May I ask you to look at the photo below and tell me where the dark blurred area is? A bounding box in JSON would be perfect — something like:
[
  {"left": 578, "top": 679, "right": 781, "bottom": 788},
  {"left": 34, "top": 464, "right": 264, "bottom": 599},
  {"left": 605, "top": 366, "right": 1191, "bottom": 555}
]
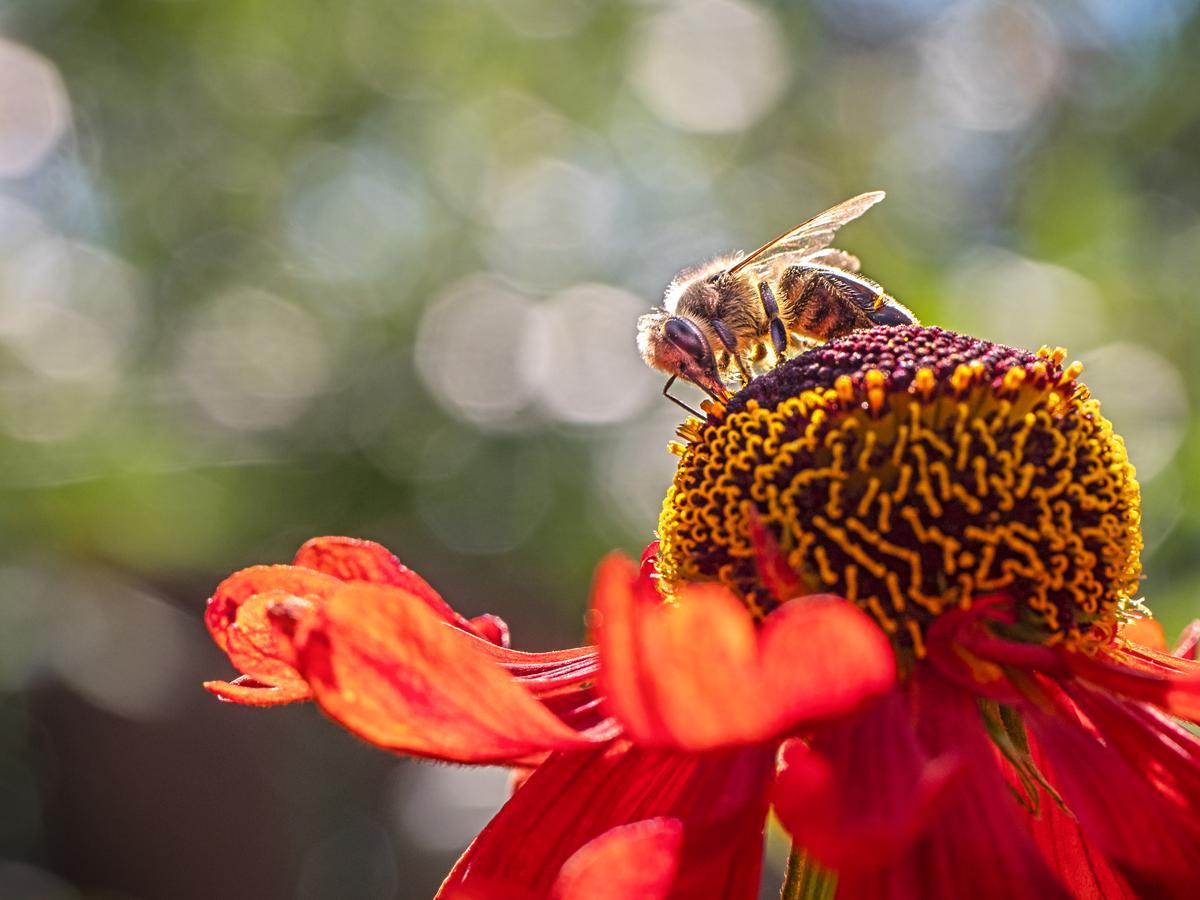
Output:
[{"left": 1, "top": 0, "right": 1198, "bottom": 897}]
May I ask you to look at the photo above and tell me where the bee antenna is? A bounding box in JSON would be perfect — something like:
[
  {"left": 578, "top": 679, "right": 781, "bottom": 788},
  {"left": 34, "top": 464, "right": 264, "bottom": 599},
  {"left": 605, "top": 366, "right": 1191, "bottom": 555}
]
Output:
[{"left": 662, "top": 375, "right": 705, "bottom": 418}]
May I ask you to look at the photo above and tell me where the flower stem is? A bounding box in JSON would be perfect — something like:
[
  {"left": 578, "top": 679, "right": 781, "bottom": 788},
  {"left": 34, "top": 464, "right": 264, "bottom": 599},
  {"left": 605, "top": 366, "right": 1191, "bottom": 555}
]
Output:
[{"left": 781, "top": 846, "right": 838, "bottom": 900}]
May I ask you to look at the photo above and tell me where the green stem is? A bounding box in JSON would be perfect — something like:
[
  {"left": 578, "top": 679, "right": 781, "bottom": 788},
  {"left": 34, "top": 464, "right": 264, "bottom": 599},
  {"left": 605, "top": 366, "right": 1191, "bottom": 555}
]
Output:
[{"left": 781, "top": 846, "right": 838, "bottom": 900}]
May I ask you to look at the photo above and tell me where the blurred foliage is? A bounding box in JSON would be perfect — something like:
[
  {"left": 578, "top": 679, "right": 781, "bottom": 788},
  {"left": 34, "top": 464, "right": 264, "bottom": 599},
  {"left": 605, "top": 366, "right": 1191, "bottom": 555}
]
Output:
[{"left": 0, "top": 0, "right": 1198, "bottom": 898}]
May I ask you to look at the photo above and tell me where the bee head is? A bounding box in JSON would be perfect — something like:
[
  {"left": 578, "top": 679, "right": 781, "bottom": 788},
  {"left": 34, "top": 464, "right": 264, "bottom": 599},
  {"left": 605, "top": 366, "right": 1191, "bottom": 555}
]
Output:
[{"left": 637, "top": 310, "right": 725, "bottom": 397}]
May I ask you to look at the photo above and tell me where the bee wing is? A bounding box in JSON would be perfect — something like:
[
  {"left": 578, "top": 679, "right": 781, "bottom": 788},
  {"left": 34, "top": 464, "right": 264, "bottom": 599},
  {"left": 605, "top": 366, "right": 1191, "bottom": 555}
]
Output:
[
  {"left": 804, "top": 247, "right": 861, "bottom": 273},
  {"left": 727, "top": 191, "right": 885, "bottom": 276}
]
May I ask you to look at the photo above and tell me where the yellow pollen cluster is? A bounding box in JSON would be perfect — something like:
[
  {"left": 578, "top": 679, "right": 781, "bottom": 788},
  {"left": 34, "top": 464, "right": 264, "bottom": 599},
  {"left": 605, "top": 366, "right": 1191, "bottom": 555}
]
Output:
[{"left": 656, "top": 327, "right": 1143, "bottom": 655}]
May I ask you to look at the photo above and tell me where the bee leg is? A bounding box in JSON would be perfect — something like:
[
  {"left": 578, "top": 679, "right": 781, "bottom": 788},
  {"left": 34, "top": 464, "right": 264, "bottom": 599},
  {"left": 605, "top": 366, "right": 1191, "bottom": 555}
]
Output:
[
  {"left": 662, "top": 375, "right": 706, "bottom": 419},
  {"left": 733, "top": 353, "right": 753, "bottom": 385},
  {"left": 757, "top": 282, "right": 789, "bottom": 364},
  {"left": 711, "top": 319, "right": 753, "bottom": 386}
]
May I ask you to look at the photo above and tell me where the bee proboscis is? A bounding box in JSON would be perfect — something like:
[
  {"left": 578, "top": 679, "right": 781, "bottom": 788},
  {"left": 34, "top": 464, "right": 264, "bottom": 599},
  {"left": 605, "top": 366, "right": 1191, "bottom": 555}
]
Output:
[{"left": 637, "top": 191, "right": 917, "bottom": 415}]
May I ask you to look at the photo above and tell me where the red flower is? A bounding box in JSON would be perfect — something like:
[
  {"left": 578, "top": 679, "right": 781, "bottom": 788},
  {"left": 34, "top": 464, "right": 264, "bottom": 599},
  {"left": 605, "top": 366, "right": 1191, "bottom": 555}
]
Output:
[
  {"left": 204, "top": 535, "right": 895, "bottom": 897},
  {"left": 205, "top": 327, "right": 1200, "bottom": 898}
]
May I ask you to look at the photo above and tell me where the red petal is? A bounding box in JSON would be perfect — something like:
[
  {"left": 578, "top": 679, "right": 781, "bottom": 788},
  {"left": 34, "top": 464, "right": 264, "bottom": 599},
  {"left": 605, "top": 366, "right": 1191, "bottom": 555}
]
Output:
[
  {"left": 469, "top": 613, "right": 511, "bottom": 648},
  {"left": 772, "top": 690, "right": 960, "bottom": 870},
  {"left": 286, "top": 583, "right": 603, "bottom": 763},
  {"left": 1061, "top": 643, "right": 1200, "bottom": 721},
  {"left": 1024, "top": 679, "right": 1200, "bottom": 896},
  {"left": 205, "top": 541, "right": 519, "bottom": 705},
  {"left": 551, "top": 818, "right": 682, "bottom": 900},
  {"left": 1022, "top": 731, "right": 1136, "bottom": 900},
  {"left": 831, "top": 671, "right": 1069, "bottom": 900},
  {"left": 925, "top": 595, "right": 1062, "bottom": 701},
  {"left": 1173, "top": 619, "right": 1200, "bottom": 660},
  {"left": 593, "top": 555, "right": 894, "bottom": 750},
  {"left": 440, "top": 741, "right": 773, "bottom": 900},
  {"left": 205, "top": 565, "right": 346, "bottom": 693},
  {"left": 292, "top": 536, "right": 506, "bottom": 643},
  {"left": 1119, "top": 617, "right": 1167, "bottom": 651},
  {"left": 639, "top": 541, "right": 660, "bottom": 577},
  {"left": 438, "top": 817, "right": 683, "bottom": 900},
  {"left": 745, "top": 506, "right": 805, "bottom": 602},
  {"left": 202, "top": 674, "right": 311, "bottom": 706},
  {"left": 206, "top": 565, "right": 343, "bottom": 654},
  {"left": 483, "top": 643, "right": 616, "bottom": 738},
  {"left": 1025, "top": 800, "right": 1135, "bottom": 900}
]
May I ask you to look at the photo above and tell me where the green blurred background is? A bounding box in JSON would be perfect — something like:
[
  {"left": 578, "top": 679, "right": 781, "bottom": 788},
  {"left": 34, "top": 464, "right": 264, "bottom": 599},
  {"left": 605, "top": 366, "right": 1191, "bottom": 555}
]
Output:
[{"left": 0, "top": 0, "right": 1198, "bottom": 897}]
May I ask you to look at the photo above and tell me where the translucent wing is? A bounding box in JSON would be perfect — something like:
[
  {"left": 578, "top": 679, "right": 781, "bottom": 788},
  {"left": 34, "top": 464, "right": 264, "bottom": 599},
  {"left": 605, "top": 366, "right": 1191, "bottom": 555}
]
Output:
[
  {"left": 727, "top": 191, "right": 885, "bottom": 276},
  {"left": 805, "top": 248, "right": 861, "bottom": 273}
]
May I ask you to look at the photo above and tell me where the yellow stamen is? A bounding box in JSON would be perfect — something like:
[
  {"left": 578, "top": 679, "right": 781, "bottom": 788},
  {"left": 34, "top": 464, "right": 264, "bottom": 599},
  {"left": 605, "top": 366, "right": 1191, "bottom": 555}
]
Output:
[{"left": 656, "top": 327, "right": 1142, "bottom": 655}]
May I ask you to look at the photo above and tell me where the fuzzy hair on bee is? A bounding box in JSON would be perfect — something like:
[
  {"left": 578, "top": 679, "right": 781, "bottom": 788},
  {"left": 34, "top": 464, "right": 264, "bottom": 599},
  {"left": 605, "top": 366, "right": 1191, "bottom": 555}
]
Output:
[{"left": 637, "top": 192, "right": 917, "bottom": 414}]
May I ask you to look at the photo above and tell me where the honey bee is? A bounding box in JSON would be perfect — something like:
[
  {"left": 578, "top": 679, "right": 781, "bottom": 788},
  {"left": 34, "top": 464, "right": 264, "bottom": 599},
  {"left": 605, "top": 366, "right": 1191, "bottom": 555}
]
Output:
[{"left": 637, "top": 191, "right": 917, "bottom": 415}]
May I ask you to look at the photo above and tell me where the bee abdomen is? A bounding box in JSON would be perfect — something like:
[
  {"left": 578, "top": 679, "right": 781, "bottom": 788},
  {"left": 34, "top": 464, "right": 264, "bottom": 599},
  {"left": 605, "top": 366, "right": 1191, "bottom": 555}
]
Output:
[{"left": 780, "top": 267, "right": 873, "bottom": 340}]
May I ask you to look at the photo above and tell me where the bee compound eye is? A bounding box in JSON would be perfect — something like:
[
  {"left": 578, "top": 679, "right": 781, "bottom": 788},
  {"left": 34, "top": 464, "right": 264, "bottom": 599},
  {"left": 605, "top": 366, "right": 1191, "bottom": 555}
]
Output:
[{"left": 663, "top": 316, "right": 712, "bottom": 362}]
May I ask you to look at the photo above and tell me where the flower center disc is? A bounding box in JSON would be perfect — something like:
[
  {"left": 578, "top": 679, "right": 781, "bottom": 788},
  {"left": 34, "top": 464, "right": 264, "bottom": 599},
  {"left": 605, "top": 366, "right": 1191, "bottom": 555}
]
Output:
[{"left": 657, "top": 326, "right": 1143, "bottom": 653}]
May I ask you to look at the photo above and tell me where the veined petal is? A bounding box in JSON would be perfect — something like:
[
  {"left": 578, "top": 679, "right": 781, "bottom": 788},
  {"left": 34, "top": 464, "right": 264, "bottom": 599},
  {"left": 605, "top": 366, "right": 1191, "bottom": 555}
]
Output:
[
  {"left": 1061, "top": 643, "right": 1200, "bottom": 722},
  {"left": 475, "top": 641, "right": 616, "bottom": 739},
  {"left": 1023, "top": 732, "right": 1136, "bottom": 900},
  {"left": 440, "top": 741, "right": 774, "bottom": 900},
  {"left": 1024, "top": 679, "right": 1200, "bottom": 897},
  {"left": 594, "top": 555, "right": 895, "bottom": 751},
  {"left": 772, "top": 690, "right": 960, "bottom": 870},
  {"left": 283, "top": 582, "right": 603, "bottom": 763},
  {"left": 833, "top": 671, "right": 1069, "bottom": 900}
]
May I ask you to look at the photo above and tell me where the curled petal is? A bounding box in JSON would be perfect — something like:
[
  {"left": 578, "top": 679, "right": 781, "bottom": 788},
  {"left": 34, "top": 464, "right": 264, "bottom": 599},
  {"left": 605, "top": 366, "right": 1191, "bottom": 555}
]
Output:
[
  {"left": 594, "top": 555, "right": 895, "bottom": 751},
  {"left": 291, "top": 536, "right": 507, "bottom": 644},
  {"left": 205, "top": 540, "right": 520, "bottom": 707},
  {"left": 206, "top": 566, "right": 344, "bottom": 657},
  {"left": 283, "top": 583, "right": 603, "bottom": 763},
  {"left": 441, "top": 741, "right": 774, "bottom": 900},
  {"left": 469, "top": 613, "right": 511, "bottom": 648},
  {"left": 202, "top": 674, "right": 312, "bottom": 706},
  {"left": 925, "top": 595, "right": 1062, "bottom": 701},
  {"left": 205, "top": 565, "right": 346, "bottom": 696}
]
